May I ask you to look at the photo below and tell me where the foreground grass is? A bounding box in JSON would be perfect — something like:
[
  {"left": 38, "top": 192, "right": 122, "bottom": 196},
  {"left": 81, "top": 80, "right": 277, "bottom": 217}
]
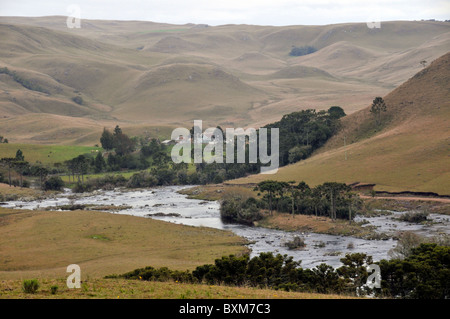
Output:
[
  {"left": 0, "top": 206, "right": 355, "bottom": 299},
  {"left": 0, "top": 277, "right": 357, "bottom": 299},
  {"left": 0, "top": 207, "right": 247, "bottom": 280}
]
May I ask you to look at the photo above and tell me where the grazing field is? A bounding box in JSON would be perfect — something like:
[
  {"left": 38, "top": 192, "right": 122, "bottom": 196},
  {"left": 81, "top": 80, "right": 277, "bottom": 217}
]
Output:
[
  {"left": 0, "top": 206, "right": 358, "bottom": 299},
  {"left": 0, "top": 207, "right": 247, "bottom": 280},
  {"left": 0, "top": 143, "right": 100, "bottom": 165}
]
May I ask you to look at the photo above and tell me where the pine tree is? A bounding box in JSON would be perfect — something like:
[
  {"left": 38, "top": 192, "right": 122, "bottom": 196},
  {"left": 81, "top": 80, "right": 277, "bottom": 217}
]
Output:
[{"left": 370, "top": 97, "right": 387, "bottom": 126}]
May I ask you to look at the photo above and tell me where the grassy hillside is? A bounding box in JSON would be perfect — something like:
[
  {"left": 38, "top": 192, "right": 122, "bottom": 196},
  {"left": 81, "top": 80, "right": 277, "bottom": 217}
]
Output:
[
  {"left": 0, "top": 17, "right": 449, "bottom": 144},
  {"left": 0, "top": 207, "right": 247, "bottom": 280},
  {"left": 233, "top": 52, "right": 450, "bottom": 195}
]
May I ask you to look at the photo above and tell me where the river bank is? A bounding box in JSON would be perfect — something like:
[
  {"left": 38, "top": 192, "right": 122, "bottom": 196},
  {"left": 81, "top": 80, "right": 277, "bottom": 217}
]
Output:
[
  {"left": 179, "top": 184, "right": 450, "bottom": 238},
  {"left": 2, "top": 184, "right": 449, "bottom": 269}
]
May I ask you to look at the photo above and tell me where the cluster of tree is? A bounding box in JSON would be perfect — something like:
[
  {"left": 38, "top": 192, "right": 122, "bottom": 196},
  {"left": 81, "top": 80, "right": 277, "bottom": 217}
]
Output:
[
  {"left": 0, "top": 67, "right": 49, "bottom": 94},
  {"left": 0, "top": 136, "right": 8, "bottom": 143},
  {"left": 255, "top": 180, "right": 361, "bottom": 220},
  {"left": 265, "top": 107, "right": 345, "bottom": 167},
  {"left": 55, "top": 105, "right": 346, "bottom": 192},
  {"left": 289, "top": 45, "right": 317, "bottom": 56},
  {"left": 71, "top": 124, "right": 262, "bottom": 191},
  {"left": 219, "top": 180, "right": 361, "bottom": 226},
  {"left": 72, "top": 174, "right": 127, "bottom": 193},
  {"left": 100, "top": 126, "right": 135, "bottom": 156},
  {"left": 378, "top": 243, "right": 449, "bottom": 298},
  {"left": 0, "top": 149, "right": 64, "bottom": 190},
  {"left": 66, "top": 105, "right": 345, "bottom": 191},
  {"left": 113, "top": 243, "right": 450, "bottom": 298},
  {"left": 185, "top": 107, "right": 345, "bottom": 180}
]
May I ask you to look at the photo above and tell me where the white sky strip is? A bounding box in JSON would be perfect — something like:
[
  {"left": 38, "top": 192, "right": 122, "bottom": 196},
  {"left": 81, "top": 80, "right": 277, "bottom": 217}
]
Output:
[{"left": 0, "top": 0, "right": 449, "bottom": 25}]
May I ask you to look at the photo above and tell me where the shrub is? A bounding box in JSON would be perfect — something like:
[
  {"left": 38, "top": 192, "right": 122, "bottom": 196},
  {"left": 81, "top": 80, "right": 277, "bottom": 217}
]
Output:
[
  {"left": 398, "top": 210, "right": 429, "bottom": 223},
  {"left": 285, "top": 236, "right": 306, "bottom": 250},
  {"left": 50, "top": 285, "right": 58, "bottom": 295},
  {"left": 119, "top": 266, "right": 195, "bottom": 283},
  {"left": 379, "top": 244, "right": 450, "bottom": 299},
  {"left": 153, "top": 168, "right": 176, "bottom": 186},
  {"left": 388, "top": 231, "right": 423, "bottom": 259},
  {"left": 113, "top": 246, "right": 450, "bottom": 298},
  {"left": 72, "top": 96, "right": 84, "bottom": 105},
  {"left": 73, "top": 182, "right": 91, "bottom": 193},
  {"left": 72, "top": 174, "right": 127, "bottom": 193},
  {"left": 289, "top": 45, "right": 317, "bottom": 56},
  {"left": 22, "top": 279, "right": 40, "bottom": 294},
  {"left": 220, "top": 192, "right": 263, "bottom": 226},
  {"left": 44, "top": 176, "right": 65, "bottom": 191},
  {"left": 126, "top": 171, "right": 158, "bottom": 188}
]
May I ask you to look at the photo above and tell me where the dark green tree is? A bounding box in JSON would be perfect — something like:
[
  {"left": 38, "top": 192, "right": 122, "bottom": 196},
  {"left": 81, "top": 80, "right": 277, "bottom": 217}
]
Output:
[
  {"left": 255, "top": 180, "right": 285, "bottom": 215},
  {"left": 100, "top": 128, "right": 114, "bottom": 150},
  {"left": 32, "top": 165, "right": 49, "bottom": 189},
  {"left": 94, "top": 152, "right": 106, "bottom": 173},
  {"left": 15, "top": 149, "right": 25, "bottom": 161},
  {"left": 370, "top": 97, "right": 387, "bottom": 126},
  {"left": 337, "top": 253, "right": 373, "bottom": 295},
  {"left": 317, "top": 182, "right": 351, "bottom": 220},
  {"left": 328, "top": 106, "right": 346, "bottom": 119},
  {"left": 13, "top": 160, "right": 29, "bottom": 187},
  {"left": 113, "top": 132, "right": 135, "bottom": 156},
  {"left": 113, "top": 125, "right": 122, "bottom": 136},
  {"left": 44, "top": 176, "right": 65, "bottom": 191},
  {"left": 0, "top": 157, "right": 15, "bottom": 186}
]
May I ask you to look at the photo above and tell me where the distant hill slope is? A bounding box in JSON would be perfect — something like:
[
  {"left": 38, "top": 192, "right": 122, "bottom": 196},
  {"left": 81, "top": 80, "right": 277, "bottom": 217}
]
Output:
[
  {"left": 234, "top": 52, "right": 450, "bottom": 195},
  {"left": 0, "top": 17, "right": 449, "bottom": 144}
]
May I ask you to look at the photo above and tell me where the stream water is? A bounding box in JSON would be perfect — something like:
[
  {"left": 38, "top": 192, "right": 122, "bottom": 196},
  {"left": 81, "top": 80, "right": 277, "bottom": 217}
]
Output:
[{"left": 3, "top": 186, "right": 449, "bottom": 269}]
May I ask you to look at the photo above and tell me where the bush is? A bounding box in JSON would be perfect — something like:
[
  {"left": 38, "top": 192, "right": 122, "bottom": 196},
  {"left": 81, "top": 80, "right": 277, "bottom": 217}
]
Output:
[
  {"left": 153, "top": 168, "right": 176, "bottom": 186},
  {"left": 50, "top": 285, "right": 58, "bottom": 295},
  {"left": 285, "top": 236, "right": 306, "bottom": 250},
  {"left": 112, "top": 246, "right": 450, "bottom": 298},
  {"left": 220, "top": 193, "right": 263, "bottom": 226},
  {"left": 289, "top": 45, "right": 317, "bottom": 56},
  {"left": 119, "top": 266, "right": 195, "bottom": 284},
  {"left": 22, "top": 279, "right": 40, "bottom": 294},
  {"left": 379, "top": 244, "right": 450, "bottom": 299},
  {"left": 44, "top": 176, "right": 65, "bottom": 191},
  {"left": 388, "top": 231, "right": 423, "bottom": 259},
  {"left": 126, "top": 171, "right": 158, "bottom": 188},
  {"left": 72, "top": 174, "right": 127, "bottom": 193},
  {"left": 72, "top": 96, "right": 84, "bottom": 105},
  {"left": 398, "top": 210, "right": 429, "bottom": 223}
]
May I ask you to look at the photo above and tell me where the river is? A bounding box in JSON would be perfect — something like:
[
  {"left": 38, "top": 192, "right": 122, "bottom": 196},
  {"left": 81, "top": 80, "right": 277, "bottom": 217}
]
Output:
[{"left": 3, "top": 185, "right": 449, "bottom": 269}]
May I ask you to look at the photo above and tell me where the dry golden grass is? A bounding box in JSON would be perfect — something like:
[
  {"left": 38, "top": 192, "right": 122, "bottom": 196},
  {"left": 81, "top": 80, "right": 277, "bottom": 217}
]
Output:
[
  {"left": 0, "top": 206, "right": 358, "bottom": 299},
  {"left": 0, "top": 183, "right": 44, "bottom": 200},
  {"left": 0, "top": 207, "right": 247, "bottom": 280},
  {"left": 0, "top": 277, "right": 358, "bottom": 299},
  {"left": 235, "top": 52, "right": 450, "bottom": 195},
  {"left": 0, "top": 18, "right": 449, "bottom": 143},
  {"left": 255, "top": 213, "right": 361, "bottom": 235}
]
